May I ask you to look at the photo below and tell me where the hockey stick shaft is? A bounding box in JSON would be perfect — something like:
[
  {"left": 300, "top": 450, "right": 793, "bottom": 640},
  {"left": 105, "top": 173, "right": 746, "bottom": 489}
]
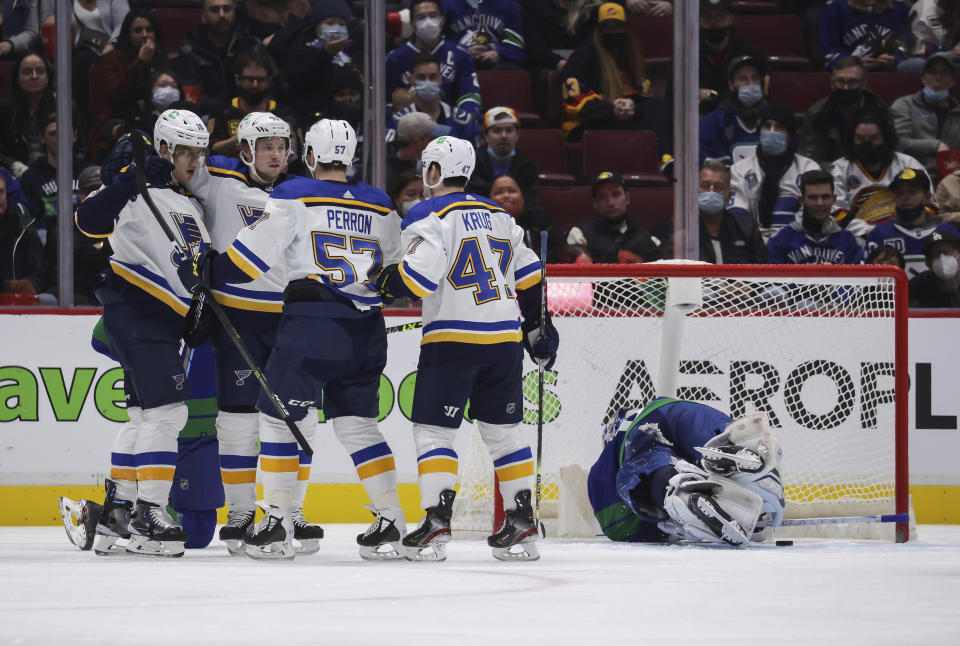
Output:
[
  {"left": 130, "top": 135, "right": 313, "bottom": 456},
  {"left": 384, "top": 320, "right": 423, "bottom": 334},
  {"left": 535, "top": 231, "right": 547, "bottom": 523},
  {"left": 756, "top": 513, "right": 909, "bottom": 528}
]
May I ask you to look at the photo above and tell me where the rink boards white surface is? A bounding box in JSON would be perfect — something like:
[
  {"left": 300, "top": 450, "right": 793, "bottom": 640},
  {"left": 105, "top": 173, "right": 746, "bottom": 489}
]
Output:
[{"left": 1, "top": 526, "right": 958, "bottom": 646}]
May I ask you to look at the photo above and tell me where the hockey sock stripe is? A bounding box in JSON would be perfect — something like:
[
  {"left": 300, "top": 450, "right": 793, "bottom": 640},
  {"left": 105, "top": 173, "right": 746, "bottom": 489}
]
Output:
[
  {"left": 261, "top": 457, "right": 300, "bottom": 472},
  {"left": 357, "top": 456, "right": 397, "bottom": 479},
  {"left": 220, "top": 455, "right": 259, "bottom": 469},
  {"left": 136, "top": 466, "right": 176, "bottom": 481},
  {"left": 261, "top": 441, "right": 299, "bottom": 454},
  {"left": 111, "top": 452, "right": 136, "bottom": 467},
  {"left": 221, "top": 469, "right": 258, "bottom": 484},
  {"left": 349, "top": 441, "right": 393, "bottom": 466},
  {"left": 417, "top": 458, "right": 458, "bottom": 476},
  {"left": 492, "top": 447, "right": 533, "bottom": 468},
  {"left": 134, "top": 451, "right": 178, "bottom": 466},
  {"left": 110, "top": 468, "right": 137, "bottom": 481},
  {"left": 495, "top": 461, "right": 534, "bottom": 482},
  {"left": 418, "top": 447, "right": 458, "bottom": 461},
  {"left": 298, "top": 465, "right": 312, "bottom": 481}
]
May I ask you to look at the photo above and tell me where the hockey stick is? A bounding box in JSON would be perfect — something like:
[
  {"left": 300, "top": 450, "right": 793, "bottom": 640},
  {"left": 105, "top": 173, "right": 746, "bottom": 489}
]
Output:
[
  {"left": 130, "top": 135, "right": 313, "bottom": 456},
  {"left": 534, "top": 230, "right": 548, "bottom": 528},
  {"left": 384, "top": 320, "right": 423, "bottom": 334},
  {"left": 756, "top": 513, "right": 909, "bottom": 528}
]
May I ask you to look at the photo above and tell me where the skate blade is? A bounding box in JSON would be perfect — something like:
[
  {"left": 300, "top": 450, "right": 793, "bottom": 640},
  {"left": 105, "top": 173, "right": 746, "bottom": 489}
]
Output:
[
  {"left": 93, "top": 534, "right": 131, "bottom": 556},
  {"left": 401, "top": 542, "right": 447, "bottom": 562},
  {"left": 359, "top": 542, "right": 405, "bottom": 561},
  {"left": 126, "top": 534, "right": 185, "bottom": 558},
  {"left": 59, "top": 497, "right": 96, "bottom": 551},
  {"left": 690, "top": 494, "right": 750, "bottom": 547},
  {"left": 492, "top": 541, "right": 540, "bottom": 562},
  {"left": 294, "top": 539, "right": 320, "bottom": 555},
  {"left": 244, "top": 542, "right": 295, "bottom": 561},
  {"left": 222, "top": 539, "right": 246, "bottom": 556}
]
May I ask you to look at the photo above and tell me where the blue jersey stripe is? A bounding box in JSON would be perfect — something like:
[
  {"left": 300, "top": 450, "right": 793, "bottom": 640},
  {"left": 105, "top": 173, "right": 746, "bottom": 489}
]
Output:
[
  {"left": 423, "top": 318, "right": 521, "bottom": 333},
  {"left": 350, "top": 442, "right": 393, "bottom": 466},
  {"left": 418, "top": 447, "right": 458, "bottom": 461},
  {"left": 232, "top": 239, "right": 271, "bottom": 273},
  {"left": 401, "top": 261, "right": 439, "bottom": 291},
  {"left": 214, "top": 283, "right": 283, "bottom": 300},
  {"left": 515, "top": 261, "right": 541, "bottom": 280},
  {"left": 493, "top": 447, "right": 533, "bottom": 468},
  {"left": 112, "top": 260, "right": 192, "bottom": 307},
  {"left": 220, "top": 455, "right": 259, "bottom": 469}
]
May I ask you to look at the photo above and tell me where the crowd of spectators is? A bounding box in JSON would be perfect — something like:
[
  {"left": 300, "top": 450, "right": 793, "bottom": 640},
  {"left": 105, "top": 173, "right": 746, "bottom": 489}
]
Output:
[{"left": 2, "top": 0, "right": 960, "bottom": 307}]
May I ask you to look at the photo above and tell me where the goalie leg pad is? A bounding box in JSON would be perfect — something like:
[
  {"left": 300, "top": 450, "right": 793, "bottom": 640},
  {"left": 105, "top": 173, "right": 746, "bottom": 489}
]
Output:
[
  {"left": 59, "top": 497, "right": 103, "bottom": 551},
  {"left": 698, "top": 412, "right": 779, "bottom": 476}
]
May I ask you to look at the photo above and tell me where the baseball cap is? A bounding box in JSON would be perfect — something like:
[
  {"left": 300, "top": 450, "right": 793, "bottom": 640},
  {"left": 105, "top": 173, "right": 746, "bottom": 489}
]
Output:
[
  {"left": 727, "top": 55, "right": 766, "bottom": 81},
  {"left": 598, "top": 2, "right": 626, "bottom": 23},
  {"left": 922, "top": 227, "right": 960, "bottom": 258},
  {"left": 483, "top": 106, "right": 519, "bottom": 130},
  {"left": 924, "top": 52, "right": 957, "bottom": 73},
  {"left": 78, "top": 165, "right": 102, "bottom": 191},
  {"left": 397, "top": 112, "right": 450, "bottom": 142},
  {"left": 888, "top": 167, "right": 931, "bottom": 193},
  {"left": 592, "top": 170, "right": 626, "bottom": 195},
  {"left": 701, "top": 0, "right": 731, "bottom": 14}
]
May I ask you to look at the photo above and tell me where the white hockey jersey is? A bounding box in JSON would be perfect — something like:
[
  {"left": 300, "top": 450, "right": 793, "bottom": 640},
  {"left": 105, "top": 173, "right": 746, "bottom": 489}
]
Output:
[
  {"left": 729, "top": 151, "right": 821, "bottom": 237},
  {"left": 225, "top": 177, "right": 400, "bottom": 310},
  {"left": 85, "top": 185, "right": 209, "bottom": 317},
  {"left": 398, "top": 193, "right": 542, "bottom": 347},
  {"left": 187, "top": 156, "right": 286, "bottom": 312}
]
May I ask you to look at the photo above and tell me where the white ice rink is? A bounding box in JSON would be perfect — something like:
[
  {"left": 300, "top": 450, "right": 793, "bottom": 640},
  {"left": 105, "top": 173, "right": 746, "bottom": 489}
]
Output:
[{"left": 2, "top": 525, "right": 959, "bottom": 646}]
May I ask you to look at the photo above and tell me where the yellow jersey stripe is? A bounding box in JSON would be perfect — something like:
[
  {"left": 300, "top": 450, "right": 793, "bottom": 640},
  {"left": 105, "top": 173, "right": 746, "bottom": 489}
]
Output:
[
  {"left": 208, "top": 166, "right": 250, "bottom": 185},
  {"left": 110, "top": 262, "right": 189, "bottom": 316},
  {"left": 75, "top": 211, "right": 113, "bottom": 238},
  {"left": 297, "top": 196, "right": 392, "bottom": 214},
  {"left": 356, "top": 456, "right": 397, "bottom": 480},
  {"left": 398, "top": 263, "right": 432, "bottom": 297},
  {"left": 227, "top": 246, "right": 263, "bottom": 279},
  {"left": 422, "top": 331, "right": 522, "bottom": 345},
  {"left": 515, "top": 273, "right": 541, "bottom": 291},
  {"left": 221, "top": 470, "right": 257, "bottom": 485},
  {"left": 433, "top": 200, "right": 506, "bottom": 218},
  {"left": 211, "top": 291, "right": 283, "bottom": 312},
  {"left": 495, "top": 462, "right": 534, "bottom": 482}
]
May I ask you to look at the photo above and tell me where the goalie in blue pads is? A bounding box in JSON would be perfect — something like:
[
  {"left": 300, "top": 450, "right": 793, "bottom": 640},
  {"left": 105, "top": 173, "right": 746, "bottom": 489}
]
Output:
[{"left": 588, "top": 398, "right": 785, "bottom": 547}]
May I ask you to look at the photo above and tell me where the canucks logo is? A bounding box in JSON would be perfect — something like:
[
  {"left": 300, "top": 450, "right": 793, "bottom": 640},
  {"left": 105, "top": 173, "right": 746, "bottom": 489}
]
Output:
[
  {"left": 234, "top": 369, "right": 253, "bottom": 386},
  {"left": 238, "top": 204, "right": 267, "bottom": 228},
  {"left": 170, "top": 212, "right": 205, "bottom": 264}
]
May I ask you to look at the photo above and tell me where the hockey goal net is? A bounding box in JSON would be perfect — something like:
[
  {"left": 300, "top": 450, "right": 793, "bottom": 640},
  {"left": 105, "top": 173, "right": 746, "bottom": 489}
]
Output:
[{"left": 451, "top": 263, "right": 911, "bottom": 542}]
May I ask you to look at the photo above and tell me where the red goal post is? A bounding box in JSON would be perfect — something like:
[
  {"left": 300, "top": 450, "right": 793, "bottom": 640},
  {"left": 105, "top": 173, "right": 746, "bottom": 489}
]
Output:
[{"left": 451, "top": 263, "right": 911, "bottom": 542}]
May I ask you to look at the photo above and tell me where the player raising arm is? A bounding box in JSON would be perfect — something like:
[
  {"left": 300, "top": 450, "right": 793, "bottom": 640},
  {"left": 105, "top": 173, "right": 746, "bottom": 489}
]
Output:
[
  {"left": 76, "top": 109, "right": 211, "bottom": 557},
  {"left": 375, "top": 136, "right": 559, "bottom": 562},
  {"left": 179, "top": 119, "right": 406, "bottom": 560},
  {"left": 588, "top": 398, "right": 785, "bottom": 547}
]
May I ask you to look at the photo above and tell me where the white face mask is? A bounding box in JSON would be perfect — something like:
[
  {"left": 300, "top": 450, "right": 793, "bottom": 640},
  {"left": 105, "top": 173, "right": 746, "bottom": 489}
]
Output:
[
  {"left": 932, "top": 253, "right": 959, "bottom": 280},
  {"left": 401, "top": 198, "right": 421, "bottom": 214},
  {"left": 415, "top": 17, "right": 442, "bottom": 44}
]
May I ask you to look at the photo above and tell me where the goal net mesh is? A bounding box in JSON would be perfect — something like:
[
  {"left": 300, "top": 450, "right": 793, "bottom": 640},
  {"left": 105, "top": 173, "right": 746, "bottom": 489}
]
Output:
[{"left": 451, "top": 264, "right": 910, "bottom": 541}]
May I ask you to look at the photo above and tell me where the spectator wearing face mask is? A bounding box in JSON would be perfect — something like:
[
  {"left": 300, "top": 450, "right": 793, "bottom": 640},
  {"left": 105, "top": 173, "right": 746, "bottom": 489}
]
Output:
[
  {"left": 864, "top": 167, "right": 957, "bottom": 276},
  {"left": 727, "top": 105, "right": 820, "bottom": 238},
  {"left": 697, "top": 160, "right": 768, "bottom": 264},
  {"left": 442, "top": 0, "right": 525, "bottom": 70},
  {"left": 910, "top": 227, "right": 960, "bottom": 306},
  {"left": 209, "top": 47, "right": 286, "bottom": 157},
  {"left": 891, "top": 53, "right": 960, "bottom": 181},
  {"left": 831, "top": 111, "right": 930, "bottom": 238},
  {"left": 388, "top": 169, "right": 424, "bottom": 220},
  {"left": 798, "top": 56, "right": 893, "bottom": 168},
  {"left": 467, "top": 107, "right": 541, "bottom": 212},
  {"left": 386, "top": 0, "right": 481, "bottom": 126},
  {"left": 766, "top": 170, "right": 863, "bottom": 264},
  {"left": 386, "top": 111, "right": 448, "bottom": 187},
  {"left": 699, "top": 55, "right": 769, "bottom": 165},
  {"left": 385, "top": 53, "right": 480, "bottom": 145},
  {"left": 697, "top": 0, "right": 765, "bottom": 115}
]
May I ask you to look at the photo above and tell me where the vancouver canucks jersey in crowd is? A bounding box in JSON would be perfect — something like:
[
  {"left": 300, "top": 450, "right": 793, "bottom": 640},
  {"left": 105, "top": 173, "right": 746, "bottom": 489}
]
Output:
[
  {"left": 187, "top": 155, "right": 286, "bottom": 312},
  {"left": 766, "top": 212, "right": 864, "bottom": 264},
  {"left": 699, "top": 108, "right": 761, "bottom": 166},
  {"left": 397, "top": 192, "right": 541, "bottom": 361},
  {"left": 830, "top": 152, "right": 931, "bottom": 229},
  {"left": 588, "top": 398, "right": 732, "bottom": 542},
  {"left": 385, "top": 101, "right": 481, "bottom": 146},
  {"left": 385, "top": 38, "right": 481, "bottom": 120},
  {"left": 865, "top": 217, "right": 960, "bottom": 277},
  {"left": 77, "top": 182, "right": 209, "bottom": 317},
  {"left": 224, "top": 177, "right": 400, "bottom": 309},
  {"left": 442, "top": 0, "right": 524, "bottom": 63},
  {"left": 729, "top": 153, "right": 821, "bottom": 236}
]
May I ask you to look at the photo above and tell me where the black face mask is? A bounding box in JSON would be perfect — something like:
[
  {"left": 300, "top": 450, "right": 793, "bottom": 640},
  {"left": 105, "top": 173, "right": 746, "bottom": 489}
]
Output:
[
  {"left": 239, "top": 87, "right": 269, "bottom": 105},
  {"left": 895, "top": 203, "right": 925, "bottom": 223},
  {"left": 701, "top": 27, "right": 729, "bottom": 45},
  {"left": 332, "top": 99, "right": 362, "bottom": 123},
  {"left": 854, "top": 142, "right": 886, "bottom": 167},
  {"left": 601, "top": 32, "right": 627, "bottom": 52},
  {"left": 832, "top": 88, "right": 862, "bottom": 106},
  {"left": 802, "top": 209, "right": 824, "bottom": 234}
]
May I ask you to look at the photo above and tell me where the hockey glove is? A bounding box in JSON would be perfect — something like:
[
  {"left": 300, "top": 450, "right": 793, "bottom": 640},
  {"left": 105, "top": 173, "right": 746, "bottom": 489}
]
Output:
[
  {"left": 183, "top": 294, "right": 217, "bottom": 347},
  {"left": 177, "top": 248, "right": 218, "bottom": 295},
  {"left": 372, "top": 263, "right": 401, "bottom": 301},
  {"left": 523, "top": 314, "right": 559, "bottom": 370},
  {"left": 145, "top": 155, "right": 175, "bottom": 187}
]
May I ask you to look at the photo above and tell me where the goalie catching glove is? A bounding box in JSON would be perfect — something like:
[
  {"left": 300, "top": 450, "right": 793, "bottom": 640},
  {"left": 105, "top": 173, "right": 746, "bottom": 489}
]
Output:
[{"left": 177, "top": 248, "right": 218, "bottom": 295}]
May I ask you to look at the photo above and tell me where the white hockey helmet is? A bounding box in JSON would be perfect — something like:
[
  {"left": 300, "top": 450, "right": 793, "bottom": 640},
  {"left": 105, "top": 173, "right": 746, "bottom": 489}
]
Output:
[
  {"left": 153, "top": 108, "right": 209, "bottom": 157},
  {"left": 237, "top": 111, "right": 290, "bottom": 165},
  {"left": 420, "top": 135, "right": 476, "bottom": 189},
  {"left": 303, "top": 118, "right": 356, "bottom": 173}
]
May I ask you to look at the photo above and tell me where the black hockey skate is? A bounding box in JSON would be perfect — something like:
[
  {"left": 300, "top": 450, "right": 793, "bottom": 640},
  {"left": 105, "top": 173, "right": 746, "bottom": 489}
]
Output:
[
  {"left": 401, "top": 489, "right": 455, "bottom": 561},
  {"left": 488, "top": 490, "right": 540, "bottom": 561},
  {"left": 291, "top": 507, "right": 324, "bottom": 555},
  {"left": 244, "top": 505, "right": 294, "bottom": 561},
  {"left": 58, "top": 496, "right": 103, "bottom": 551},
  {"left": 357, "top": 505, "right": 406, "bottom": 561},
  {"left": 127, "top": 500, "right": 188, "bottom": 557},
  {"left": 219, "top": 508, "right": 255, "bottom": 556},
  {"left": 92, "top": 479, "right": 133, "bottom": 556}
]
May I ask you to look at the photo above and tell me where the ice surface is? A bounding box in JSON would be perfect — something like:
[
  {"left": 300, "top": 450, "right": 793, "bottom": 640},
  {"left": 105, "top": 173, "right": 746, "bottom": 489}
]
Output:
[{"left": 1, "top": 525, "right": 959, "bottom": 645}]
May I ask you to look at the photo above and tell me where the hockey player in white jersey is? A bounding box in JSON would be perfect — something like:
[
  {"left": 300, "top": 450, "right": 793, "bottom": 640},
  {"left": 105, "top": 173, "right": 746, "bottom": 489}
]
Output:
[
  {"left": 184, "top": 111, "right": 324, "bottom": 555},
  {"left": 76, "top": 109, "right": 211, "bottom": 557},
  {"left": 375, "top": 136, "right": 559, "bottom": 561},
  {"left": 179, "top": 119, "right": 407, "bottom": 560}
]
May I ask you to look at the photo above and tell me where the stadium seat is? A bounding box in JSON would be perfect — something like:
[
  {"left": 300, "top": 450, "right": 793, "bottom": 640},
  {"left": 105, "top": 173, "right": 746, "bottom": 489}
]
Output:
[
  {"left": 0, "top": 61, "right": 12, "bottom": 99},
  {"left": 581, "top": 130, "right": 669, "bottom": 187},
  {"left": 628, "top": 16, "right": 671, "bottom": 67},
  {"left": 767, "top": 71, "right": 831, "bottom": 117},
  {"left": 735, "top": 14, "right": 812, "bottom": 70},
  {"left": 151, "top": 7, "right": 202, "bottom": 55},
  {"left": 539, "top": 186, "right": 595, "bottom": 233},
  {"left": 627, "top": 186, "right": 674, "bottom": 230},
  {"left": 476, "top": 70, "right": 541, "bottom": 127},
  {"left": 866, "top": 72, "right": 921, "bottom": 106},
  {"left": 519, "top": 129, "right": 575, "bottom": 186}
]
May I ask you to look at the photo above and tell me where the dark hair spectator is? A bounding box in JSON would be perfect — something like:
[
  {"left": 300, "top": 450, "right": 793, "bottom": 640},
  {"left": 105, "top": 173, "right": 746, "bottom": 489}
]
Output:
[
  {"left": 235, "top": 0, "right": 287, "bottom": 41},
  {"left": 697, "top": 0, "right": 765, "bottom": 115},
  {"left": 443, "top": 0, "right": 525, "bottom": 69},
  {"left": 819, "top": 0, "right": 911, "bottom": 71},
  {"left": 385, "top": 0, "right": 481, "bottom": 127},
  {"left": 561, "top": 1, "right": 670, "bottom": 155},
  {"left": 0, "top": 0, "right": 40, "bottom": 59},
  {"left": 798, "top": 56, "right": 893, "bottom": 167},
  {"left": 0, "top": 51, "right": 56, "bottom": 175},
  {"left": 697, "top": 159, "right": 768, "bottom": 263},
  {"left": 209, "top": 46, "right": 282, "bottom": 156},
  {"left": 489, "top": 172, "right": 557, "bottom": 255},
  {"left": 699, "top": 54, "right": 768, "bottom": 165},
  {"left": 468, "top": 107, "right": 543, "bottom": 215},
  {"left": 387, "top": 168, "right": 423, "bottom": 219},
  {"left": 0, "top": 171, "right": 46, "bottom": 302},
  {"left": 866, "top": 243, "right": 906, "bottom": 267}
]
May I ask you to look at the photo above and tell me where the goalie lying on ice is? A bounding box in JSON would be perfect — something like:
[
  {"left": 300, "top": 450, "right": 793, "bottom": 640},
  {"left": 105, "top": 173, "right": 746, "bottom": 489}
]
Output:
[{"left": 587, "top": 398, "right": 784, "bottom": 547}]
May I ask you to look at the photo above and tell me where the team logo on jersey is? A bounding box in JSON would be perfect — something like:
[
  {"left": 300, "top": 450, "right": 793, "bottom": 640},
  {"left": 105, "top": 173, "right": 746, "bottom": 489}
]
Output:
[
  {"left": 172, "top": 373, "right": 186, "bottom": 390},
  {"left": 343, "top": 190, "right": 354, "bottom": 199},
  {"left": 881, "top": 237, "right": 907, "bottom": 253},
  {"left": 234, "top": 369, "right": 253, "bottom": 386},
  {"left": 170, "top": 212, "right": 205, "bottom": 263},
  {"left": 237, "top": 204, "right": 267, "bottom": 228},
  {"left": 845, "top": 174, "right": 863, "bottom": 191},
  {"left": 443, "top": 405, "right": 460, "bottom": 418}
]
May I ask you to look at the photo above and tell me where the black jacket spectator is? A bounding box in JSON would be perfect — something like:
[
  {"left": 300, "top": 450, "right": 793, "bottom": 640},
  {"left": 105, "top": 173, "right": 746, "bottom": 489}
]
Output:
[
  {"left": 0, "top": 186, "right": 45, "bottom": 295},
  {"left": 521, "top": 0, "right": 594, "bottom": 72},
  {"left": 174, "top": 15, "right": 260, "bottom": 108},
  {"left": 0, "top": 0, "right": 40, "bottom": 58},
  {"left": 571, "top": 216, "right": 660, "bottom": 263},
  {"left": 469, "top": 148, "right": 541, "bottom": 208},
  {"left": 699, "top": 210, "right": 769, "bottom": 264},
  {"left": 909, "top": 270, "right": 960, "bottom": 307}
]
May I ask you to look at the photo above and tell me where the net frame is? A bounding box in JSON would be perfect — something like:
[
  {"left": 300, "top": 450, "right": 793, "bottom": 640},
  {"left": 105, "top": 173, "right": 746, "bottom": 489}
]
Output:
[{"left": 451, "top": 263, "right": 910, "bottom": 543}]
